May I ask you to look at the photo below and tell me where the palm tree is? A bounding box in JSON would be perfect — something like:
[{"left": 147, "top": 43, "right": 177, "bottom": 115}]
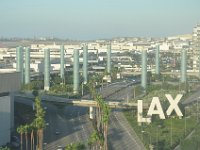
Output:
[
  {"left": 95, "top": 95, "right": 103, "bottom": 131},
  {"left": 88, "top": 130, "right": 101, "bottom": 150},
  {"left": 102, "top": 103, "right": 110, "bottom": 150},
  {"left": 96, "top": 96, "right": 110, "bottom": 150},
  {"left": 34, "top": 96, "right": 46, "bottom": 150},
  {"left": 17, "top": 125, "right": 24, "bottom": 150},
  {"left": 87, "top": 76, "right": 110, "bottom": 150},
  {"left": 35, "top": 117, "right": 45, "bottom": 150},
  {"left": 24, "top": 124, "right": 29, "bottom": 150},
  {"left": 30, "top": 121, "right": 36, "bottom": 150}
]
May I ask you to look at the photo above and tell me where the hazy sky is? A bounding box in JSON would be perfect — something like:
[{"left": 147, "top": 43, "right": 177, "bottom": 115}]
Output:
[{"left": 0, "top": 0, "right": 200, "bottom": 40}]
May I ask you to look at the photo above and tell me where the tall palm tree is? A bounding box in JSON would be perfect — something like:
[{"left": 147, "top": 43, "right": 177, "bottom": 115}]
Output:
[
  {"left": 24, "top": 124, "right": 29, "bottom": 150},
  {"left": 17, "top": 125, "right": 24, "bottom": 150},
  {"left": 102, "top": 103, "right": 110, "bottom": 150},
  {"left": 34, "top": 96, "right": 46, "bottom": 150},
  {"left": 88, "top": 130, "right": 102, "bottom": 150},
  {"left": 30, "top": 121, "right": 36, "bottom": 150},
  {"left": 95, "top": 95, "right": 103, "bottom": 131},
  {"left": 35, "top": 117, "right": 45, "bottom": 150},
  {"left": 87, "top": 77, "right": 110, "bottom": 150}
]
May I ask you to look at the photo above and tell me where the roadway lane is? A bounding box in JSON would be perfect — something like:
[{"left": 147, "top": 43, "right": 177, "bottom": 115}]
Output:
[
  {"left": 108, "top": 110, "right": 145, "bottom": 150},
  {"left": 182, "top": 87, "right": 200, "bottom": 105},
  {"left": 82, "top": 80, "right": 134, "bottom": 100},
  {"left": 99, "top": 83, "right": 146, "bottom": 150},
  {"left": 15, "top": 80, "right": 145, "bottom": 150},
  {"left": 15, "top": 97, "right": 93, "bottom": 150},
  {"left": 82, "top": 80, "right": 145, "bottom": 149},
  {"left": 43, "top": 105, "right": 93, "bottom": 150},
  {"left": 106, "top": 85, "right": 134, "bottom": 102}
]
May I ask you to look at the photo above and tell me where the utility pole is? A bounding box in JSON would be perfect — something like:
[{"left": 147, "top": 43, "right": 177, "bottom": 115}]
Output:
[{"left": 170, "top": 117, "right": 173, "bottom": 148}]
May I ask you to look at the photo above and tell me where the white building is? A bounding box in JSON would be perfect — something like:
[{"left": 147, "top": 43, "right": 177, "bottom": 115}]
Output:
[
  {"left": 192, "top": 24, "right": 200, "bottom": 70},
  {"left": 159, "top": 42, "right": 170, "bottom": 51}
]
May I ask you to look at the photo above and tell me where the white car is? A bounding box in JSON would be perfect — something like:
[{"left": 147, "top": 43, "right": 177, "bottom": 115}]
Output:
[
  {"left": 55, "top": 130, "right": 60, "bottom": 135},
  {"left": 57, "top": 145, "right": 64, "bottom": 150}
]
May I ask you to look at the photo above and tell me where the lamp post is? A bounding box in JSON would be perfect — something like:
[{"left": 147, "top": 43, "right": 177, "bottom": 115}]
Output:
[
  {"left": 184, "top": 106, "right": 188, "bottom": 136},
  {"left": 81, "top": 82, "right": 83, "bottom": 96},
  {"left": 141, "top": 131, "right": 152, "bottom": 149},
  {"left": 197, "top": 97, "right": 200, "bottom": 122},
  {"left": 156, "top": 125, "right": 161, "bottom": 150},
  {"left": 170, "top": 117, "right": 173, "bottom": 148}
]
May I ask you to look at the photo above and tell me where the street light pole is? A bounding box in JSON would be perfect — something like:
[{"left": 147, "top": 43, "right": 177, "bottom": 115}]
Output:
[
  {"left": 101, "top": 78, "right": 103, "bottom": 91},
  {"left": 185, "top": 107, "right": 187, "bottom": 136},
  {"left": 156, "top": 125, "right": 161, "bottom": 150},
  {"left": 156, "top": 127, "right": 158, "bottom": 150},
  {"left": 170, "top": 117, "right": 173, "bottom": 148},
  {"left": 82, "top": 83, "right": 83, "bottom": 96},
  {"left": 197, "top": 97, "right": 199, "bottom": 122}
]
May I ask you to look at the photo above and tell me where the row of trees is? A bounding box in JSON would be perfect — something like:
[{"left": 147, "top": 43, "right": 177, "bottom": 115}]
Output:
[
  {"left": 17, "top": 96, "right": 46, "bottom": 150},
  {"left": 20, "top": 71, "right": 114, "bottom": 150},
  {"left": 87, "top": 78, "right": 110, "bottom": 150}
]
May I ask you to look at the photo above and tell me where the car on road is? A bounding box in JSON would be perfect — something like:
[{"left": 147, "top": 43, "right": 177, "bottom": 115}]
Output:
[
  {"left": 55, "top": 130, "right": 60, "bottom": 135},
  {"left": 57, "top": 145, "right": 64, "bottom": 150}
]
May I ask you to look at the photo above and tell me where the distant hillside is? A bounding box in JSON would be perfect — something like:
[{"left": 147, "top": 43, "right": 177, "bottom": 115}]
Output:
[{"left": 168, "top": 34, "right": 192, "bottom": 40}]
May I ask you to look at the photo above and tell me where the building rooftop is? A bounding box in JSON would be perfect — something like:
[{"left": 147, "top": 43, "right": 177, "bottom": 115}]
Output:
[{"left": 0, "top": 69, "right": 17, "bottom": 73}]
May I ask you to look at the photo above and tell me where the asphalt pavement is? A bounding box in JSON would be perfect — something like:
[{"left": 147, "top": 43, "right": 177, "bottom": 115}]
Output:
[
  {"left": 43, "top": 104, "right": 93, "bottom": 150},
  {"left": 15, "top": 97, "right": 93, "bottom": 150},
  {"left": 15, "top": 80, "right": 145, "bottom": 150}
]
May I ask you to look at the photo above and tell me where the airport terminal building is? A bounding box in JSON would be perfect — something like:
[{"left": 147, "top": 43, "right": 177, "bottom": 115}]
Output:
[{"left": 0, "top": 71, "right": 20, "bottom": 146}]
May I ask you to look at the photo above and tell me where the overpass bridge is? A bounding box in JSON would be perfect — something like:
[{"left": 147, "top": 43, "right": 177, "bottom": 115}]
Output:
[
  {"left": 122, "top": 70, "right": 199, "bottom": 77},
  {"left": 14, "top": 93, "right": 149, "bottom": 109}
]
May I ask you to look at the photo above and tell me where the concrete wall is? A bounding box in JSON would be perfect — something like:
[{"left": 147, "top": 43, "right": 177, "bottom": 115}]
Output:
[
  {"left": 0, "top": 95, "right": 11, "bottom": 146},
  {"left": 0, "top": 72, "right": 21, "bottom": 93},
  {"left": 0, "top": 72, "right": 20, "bottom": 146}
]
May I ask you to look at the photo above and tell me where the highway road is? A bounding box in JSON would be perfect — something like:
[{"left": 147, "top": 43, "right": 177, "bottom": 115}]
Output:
[
  {"left": 15, "top": 97, "right": 93, "bottom": 150},
  {"left": 181, "top": 87, "right": 200, "bottom": 105},
  {"left": 100, "top": 82, "right": 145, "bottom": 150},
  {"left": 44, "top": 104, "right": 93, "bottom": 150},
  {"left": 15, "top": 80, "right": 145, "bottom": 150},
  {"left": 108, "top": 110, "right": 145, "bottom": 150},
  {"left": 82, "top": 80, "right": 136, "bottom": 101},
  {"left": 106, "top": 85, "right": 134, "bottom": 102}
]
